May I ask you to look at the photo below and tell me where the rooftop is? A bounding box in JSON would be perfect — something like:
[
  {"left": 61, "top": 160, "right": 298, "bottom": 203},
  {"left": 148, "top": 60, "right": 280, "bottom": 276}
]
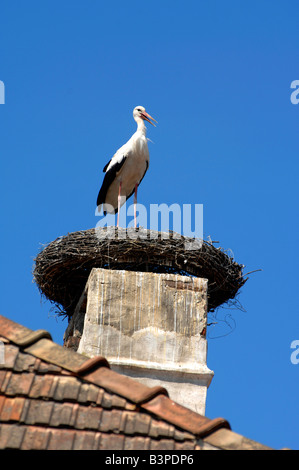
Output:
[{"left": 0, "top": 314, "right": 272, "bottom": 450}]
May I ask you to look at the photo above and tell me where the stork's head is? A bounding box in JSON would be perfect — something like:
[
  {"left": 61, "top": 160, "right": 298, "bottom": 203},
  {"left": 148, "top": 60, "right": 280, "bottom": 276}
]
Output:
[{"left": 133, "top": 106, "right": 157, "bottom": 126}]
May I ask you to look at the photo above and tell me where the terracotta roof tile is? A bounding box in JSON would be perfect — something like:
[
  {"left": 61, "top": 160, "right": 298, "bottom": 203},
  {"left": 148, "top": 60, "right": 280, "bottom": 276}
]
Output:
[
  {"left": 25, "top": 399, "right": 54, "bottom": 426},
  {"left": 5, "top": 372, "right": 35, "bottom": 397},
  {"left": 0, "top": 314, "right": 274, "bottom": 450},
  {"left": 2, "top": 344, "right": 18, "bottom": 370},
  {"left": 99, "top": 433, "right": 125, "bottom": 450},
  {"left": 75, "top": 404, "right": 102, "bottom": 430},
  {"left": 149, "top": 438, "right": 175, "bottom": 450},
  {"left": 85, "top": 383, "right": 101, "bottom": 404},
  {"left": 174, "top": 428, "right": 195, "bottom": 441},
  {"left": 175, "top": 439, "right": 197, "bottom": 450},
  {"left": 130, "top": 412, "right": 152, "bottom": 435},
  {"left": 47, "top": 428, "right": 77, "bottom": 451},
  {"left": 51, "top": 402, "right": 77, "bottom": 427},
  {"left": 0, "top": 396, "right": 5, "bottom": 415},
  {"left": 0, "top": 397, "right": 26, "bottom": 422},
  {"left": 53, "top": 376, "right": 81, "bottom": 402},
  {"left": 73, "top": 429, "right": 101, "bottom": 450},
  {"left": 110, "top": 394, "right": 128, "bottom": 409},
  {"left": 0, "top": 423, "right": 26, "bottom": 449},
  {"left": 28, "top": 374, "right": 56, "bottom": 398},
  {"left": 149, "top": 419, "right": 175, "bottom": 438},
  {"left": 0, "top": 371, "right": 7, "bottom": 390},
  {"left": 21, "top": 425, "right": 50, "bottom": 450},
  {"left": 99, "top": 409, "right": 121, "bottom": 433},
  {"left": 37, "top": 360, "right": 63, "bottom": 374},
  {"left": 123, "top": 435, "right": 150, "bottom": 451},
  {"left": 14, "top": 351, "right": 38, "bottom": 372},
  {"left": 0, "top": 371, "right": 12, "bottom": 393}
]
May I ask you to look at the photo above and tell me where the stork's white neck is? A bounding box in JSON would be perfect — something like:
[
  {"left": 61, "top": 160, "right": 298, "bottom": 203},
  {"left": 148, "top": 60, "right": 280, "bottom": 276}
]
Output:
[{"left": 135, "top": 118, "right": 147, "bottom": 135}]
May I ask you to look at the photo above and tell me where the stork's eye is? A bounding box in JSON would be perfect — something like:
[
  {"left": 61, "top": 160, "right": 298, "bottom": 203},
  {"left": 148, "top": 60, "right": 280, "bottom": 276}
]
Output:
[{"left": 137, "top": 108, "right": 142, "bottom": 112}]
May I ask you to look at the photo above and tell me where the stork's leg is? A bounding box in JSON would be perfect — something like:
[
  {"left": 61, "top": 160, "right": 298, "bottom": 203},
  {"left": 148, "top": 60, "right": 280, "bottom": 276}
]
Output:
[
  {"left": 117, "top": 181, "right": 122, "bottom": 228},
  {"left": 134, "top": 183, "right": 138, "bottom": 229}
]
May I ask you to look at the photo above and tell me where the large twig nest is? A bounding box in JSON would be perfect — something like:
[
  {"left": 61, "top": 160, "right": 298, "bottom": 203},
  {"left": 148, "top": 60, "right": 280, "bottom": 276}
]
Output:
[{"left": 33, "top": 227, "right": 247, "bottom": 318}]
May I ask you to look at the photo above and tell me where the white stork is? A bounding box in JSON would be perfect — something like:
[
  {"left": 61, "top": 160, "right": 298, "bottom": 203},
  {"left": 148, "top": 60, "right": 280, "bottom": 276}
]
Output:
[{"left": 97, "top": 105, "right": 157, "bottom": 228}]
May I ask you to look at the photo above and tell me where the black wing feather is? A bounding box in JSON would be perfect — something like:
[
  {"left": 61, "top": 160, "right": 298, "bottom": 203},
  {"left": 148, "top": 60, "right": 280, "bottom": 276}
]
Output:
[
  {"left": 103, "top": 160, "right": 110, "bottom": 172},
  {"left": 96, "top": 155, "right": 127, "bottom": 212}
]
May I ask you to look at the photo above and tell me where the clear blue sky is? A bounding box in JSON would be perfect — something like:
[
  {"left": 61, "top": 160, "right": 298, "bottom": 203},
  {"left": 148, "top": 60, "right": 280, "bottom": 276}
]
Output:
[{"left": 1, "top": 0, "right": 298, "bottom": 450}]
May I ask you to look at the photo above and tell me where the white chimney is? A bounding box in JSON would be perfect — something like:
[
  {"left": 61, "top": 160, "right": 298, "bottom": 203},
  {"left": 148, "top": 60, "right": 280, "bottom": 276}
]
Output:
[{"left": 64, "top": 266, "right": 213, "bottom": 415}]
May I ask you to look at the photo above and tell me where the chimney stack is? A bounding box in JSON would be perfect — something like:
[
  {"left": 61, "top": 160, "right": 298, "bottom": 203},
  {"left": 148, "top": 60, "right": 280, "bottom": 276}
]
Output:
[{"left": 64, "top": 266, "right": 213, "bottom": 415}]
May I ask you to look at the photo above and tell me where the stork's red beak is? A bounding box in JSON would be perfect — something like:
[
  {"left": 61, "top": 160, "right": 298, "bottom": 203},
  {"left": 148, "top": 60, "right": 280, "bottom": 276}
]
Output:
[{"left": 141, "top": 111, "right": 157, "bottom": 127}]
